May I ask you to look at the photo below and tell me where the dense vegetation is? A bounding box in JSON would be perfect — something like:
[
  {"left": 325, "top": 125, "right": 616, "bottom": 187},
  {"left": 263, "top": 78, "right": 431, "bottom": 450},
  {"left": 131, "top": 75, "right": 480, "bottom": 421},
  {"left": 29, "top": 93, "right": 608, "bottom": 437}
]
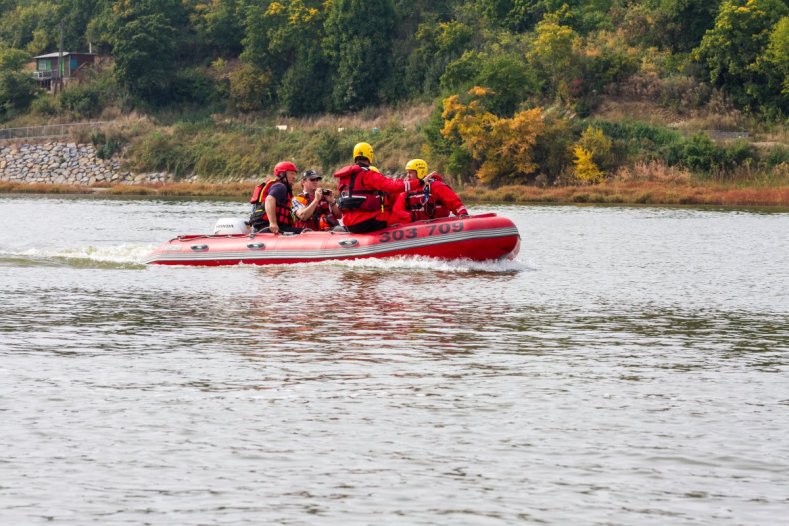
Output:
[{"left": 1, "top": 0, "right": 788, "bottom": 187}]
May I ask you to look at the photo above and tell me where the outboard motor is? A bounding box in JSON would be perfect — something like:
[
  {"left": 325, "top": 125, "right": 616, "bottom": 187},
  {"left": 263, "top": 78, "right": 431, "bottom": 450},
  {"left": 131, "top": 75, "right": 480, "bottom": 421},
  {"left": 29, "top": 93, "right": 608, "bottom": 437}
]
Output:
[{"left": 213, "top": 217, "right": 251, "bottom": 235}]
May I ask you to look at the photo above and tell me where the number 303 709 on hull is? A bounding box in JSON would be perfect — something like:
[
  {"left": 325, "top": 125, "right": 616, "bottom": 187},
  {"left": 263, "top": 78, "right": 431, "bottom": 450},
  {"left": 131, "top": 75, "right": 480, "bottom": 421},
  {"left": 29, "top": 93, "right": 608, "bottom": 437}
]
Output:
[{"left": 144, "top": 213, "right": 520, "bottom": 266}]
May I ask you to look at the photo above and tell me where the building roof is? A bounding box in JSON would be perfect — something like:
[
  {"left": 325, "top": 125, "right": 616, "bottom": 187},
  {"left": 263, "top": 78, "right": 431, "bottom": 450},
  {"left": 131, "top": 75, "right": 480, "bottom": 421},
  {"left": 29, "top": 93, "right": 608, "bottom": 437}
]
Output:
[{"left": 33, "top": 52, "right": 96, "bottom": 59}]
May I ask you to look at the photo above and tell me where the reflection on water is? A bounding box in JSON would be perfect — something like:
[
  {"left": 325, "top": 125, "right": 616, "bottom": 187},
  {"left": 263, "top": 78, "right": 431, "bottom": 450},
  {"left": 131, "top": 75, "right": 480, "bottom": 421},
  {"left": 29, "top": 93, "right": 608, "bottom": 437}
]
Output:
[{"left": 1, "top": 196, "right": 788, "bottom": 524}]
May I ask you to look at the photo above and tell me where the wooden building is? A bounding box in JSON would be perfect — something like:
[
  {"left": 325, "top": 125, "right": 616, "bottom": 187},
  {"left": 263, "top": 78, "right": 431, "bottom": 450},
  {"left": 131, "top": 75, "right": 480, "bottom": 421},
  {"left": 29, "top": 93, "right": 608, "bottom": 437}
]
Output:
[{"left": 32, "top": 52, "right": 96, "bottom": 92}]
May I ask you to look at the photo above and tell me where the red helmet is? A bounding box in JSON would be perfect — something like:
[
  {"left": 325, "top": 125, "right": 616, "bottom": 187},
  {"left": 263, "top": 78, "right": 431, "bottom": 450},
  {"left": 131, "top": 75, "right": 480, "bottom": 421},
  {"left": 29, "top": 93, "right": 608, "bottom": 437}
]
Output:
[{"left": 273, "top": 161, "right": 297, "bottom": 176}]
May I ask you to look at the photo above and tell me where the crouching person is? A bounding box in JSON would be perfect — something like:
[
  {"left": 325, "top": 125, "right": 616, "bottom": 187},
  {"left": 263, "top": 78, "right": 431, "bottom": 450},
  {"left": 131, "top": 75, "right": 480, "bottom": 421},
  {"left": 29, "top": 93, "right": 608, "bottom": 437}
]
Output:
[
  {"left": 248, "top": 161, "right": 302, "bottom": 234},
  {"left": 393, "top": 159, "right": 468, "bottom": 221},
  {"left": 333, "top": 142, "right": 422, "bottom": 233}
]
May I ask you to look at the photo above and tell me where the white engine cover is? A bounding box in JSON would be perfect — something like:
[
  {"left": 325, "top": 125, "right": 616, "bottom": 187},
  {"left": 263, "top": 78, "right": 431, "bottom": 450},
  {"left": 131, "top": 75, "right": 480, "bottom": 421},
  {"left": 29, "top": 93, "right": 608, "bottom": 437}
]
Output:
[{"left": 213, "top": 217, "right": 251, "bottom": 235}]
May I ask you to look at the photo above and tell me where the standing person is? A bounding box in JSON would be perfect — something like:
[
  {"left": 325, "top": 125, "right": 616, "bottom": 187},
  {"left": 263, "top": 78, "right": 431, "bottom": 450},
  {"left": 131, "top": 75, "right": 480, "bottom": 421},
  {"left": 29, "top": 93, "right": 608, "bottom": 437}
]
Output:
[
  {"left": 333, "top": 142, "right": 422, "bottom": 233},
  {"left": 248, "top": 161, "right": 301, "bottom": 234},
  {"left": 393, "top": 159, "right": 469, "bottom": 221},
  {"left": 292, "top": 169, "right": 342, "bottom": 231}
]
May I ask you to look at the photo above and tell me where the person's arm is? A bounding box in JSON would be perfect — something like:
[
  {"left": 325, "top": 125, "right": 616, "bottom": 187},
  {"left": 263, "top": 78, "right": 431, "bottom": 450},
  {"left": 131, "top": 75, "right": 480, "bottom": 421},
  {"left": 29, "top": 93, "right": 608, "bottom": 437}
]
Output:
[
  {"left": 265, "top": 195, "right": 279, "bottom": 234},
  {"left": 296, "top": 194, "right": 322, "bottom": 221},
  {"left": 365, "top": 170, "right": 422, "bottom": 194},
  {"left": 432, "top": 182, "right": 468, "bottom": 216},
  {"left": 324, "top": 191, "right": 342, "bottom": 218}
]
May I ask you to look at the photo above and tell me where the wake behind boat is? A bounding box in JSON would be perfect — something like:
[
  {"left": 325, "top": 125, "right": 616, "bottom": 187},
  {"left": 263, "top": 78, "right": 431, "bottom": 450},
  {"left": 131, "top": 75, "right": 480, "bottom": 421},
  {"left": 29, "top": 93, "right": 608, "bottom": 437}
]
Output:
[{"left": 144, "top": 213, "right": 520, "bottom": 266}]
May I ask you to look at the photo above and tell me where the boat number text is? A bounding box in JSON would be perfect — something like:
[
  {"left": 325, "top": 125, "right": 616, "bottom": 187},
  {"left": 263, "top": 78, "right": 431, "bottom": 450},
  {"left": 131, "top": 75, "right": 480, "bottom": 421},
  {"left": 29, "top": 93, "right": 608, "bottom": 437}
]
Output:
[{"left": 379, "top": 222, "right": 464, "bottom": 243}]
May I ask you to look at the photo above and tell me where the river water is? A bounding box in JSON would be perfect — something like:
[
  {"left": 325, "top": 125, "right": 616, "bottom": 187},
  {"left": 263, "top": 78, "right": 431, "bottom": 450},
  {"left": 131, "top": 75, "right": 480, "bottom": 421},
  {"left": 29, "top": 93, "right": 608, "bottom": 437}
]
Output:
[{"left": 1, "top": 195, "right": 787, "bottom": 525}]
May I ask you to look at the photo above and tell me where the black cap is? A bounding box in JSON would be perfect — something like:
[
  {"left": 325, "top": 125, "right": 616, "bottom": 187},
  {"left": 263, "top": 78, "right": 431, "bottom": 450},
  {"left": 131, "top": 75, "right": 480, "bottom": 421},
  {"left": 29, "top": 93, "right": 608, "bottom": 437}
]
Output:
[{"left": 302, "top": 169, "right": 322, "bottom": 181}]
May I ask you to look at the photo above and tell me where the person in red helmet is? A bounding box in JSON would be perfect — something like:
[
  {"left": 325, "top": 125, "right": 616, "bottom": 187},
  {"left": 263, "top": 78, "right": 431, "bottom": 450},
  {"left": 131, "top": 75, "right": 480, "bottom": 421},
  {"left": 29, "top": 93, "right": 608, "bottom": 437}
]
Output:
[
  {"left": 248, "top": 161, "right": 302, "bottom": 234},
  {"left": 392, "top": 159, "right": 468, "bottom": 221},
  {"left": 333, "top": 142, "right": 422, "bottom": 233}
]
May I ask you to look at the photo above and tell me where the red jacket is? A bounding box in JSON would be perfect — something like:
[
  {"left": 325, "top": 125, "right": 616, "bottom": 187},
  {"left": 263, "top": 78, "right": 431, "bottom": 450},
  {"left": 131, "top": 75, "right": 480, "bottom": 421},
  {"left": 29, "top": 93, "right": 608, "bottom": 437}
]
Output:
[{"left": 334, "top": 164, "right": 421, "bottom": 227}]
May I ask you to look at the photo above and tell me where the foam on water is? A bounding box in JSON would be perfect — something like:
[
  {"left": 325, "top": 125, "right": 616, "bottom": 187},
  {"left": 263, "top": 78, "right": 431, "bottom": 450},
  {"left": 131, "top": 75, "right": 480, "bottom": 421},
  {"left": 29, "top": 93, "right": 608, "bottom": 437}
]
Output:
[
  {"left": 230, "top": 254, "right": 532, "bottom": 272},
  {"left": 325, "top": 254, "right": 531, "bottom": 272},
  {"left": 0, "top": 243, "right": 155, "bottom": 268}
]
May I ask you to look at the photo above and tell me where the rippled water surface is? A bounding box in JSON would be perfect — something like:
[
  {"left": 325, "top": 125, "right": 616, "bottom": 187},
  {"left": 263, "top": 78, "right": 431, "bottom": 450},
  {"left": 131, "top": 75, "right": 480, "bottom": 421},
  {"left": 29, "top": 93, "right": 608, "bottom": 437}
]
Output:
[{"left": 1, "top": 195, "right": 788, "bottom": 525}]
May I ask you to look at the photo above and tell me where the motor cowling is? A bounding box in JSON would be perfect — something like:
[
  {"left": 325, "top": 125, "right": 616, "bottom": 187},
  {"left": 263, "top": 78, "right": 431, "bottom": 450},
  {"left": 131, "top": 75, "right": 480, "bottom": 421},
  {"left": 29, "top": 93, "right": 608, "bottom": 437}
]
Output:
[{"left": 213, "top": 217, "right": 251, "bottom": 235}]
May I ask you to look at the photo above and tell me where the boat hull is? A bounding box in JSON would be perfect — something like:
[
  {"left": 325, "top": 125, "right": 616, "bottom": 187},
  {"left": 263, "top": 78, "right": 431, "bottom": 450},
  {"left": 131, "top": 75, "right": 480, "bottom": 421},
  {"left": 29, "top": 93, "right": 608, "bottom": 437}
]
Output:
[{"left": 144, "top": 213, "right": 520, "bottom": 266}]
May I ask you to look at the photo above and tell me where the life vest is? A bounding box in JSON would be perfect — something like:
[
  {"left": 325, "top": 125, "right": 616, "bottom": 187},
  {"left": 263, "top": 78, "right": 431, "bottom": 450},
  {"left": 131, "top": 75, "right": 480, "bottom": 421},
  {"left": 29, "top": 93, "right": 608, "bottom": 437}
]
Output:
[
  {"left": 248, "top": 178, "right": 294, "bottom": 230},
  {"left": 294, "top": 192, "right": 339, "bottom": 231},
  {"left": 337, "top": 167, "right": 384, "bottom": 212},
  {"left": 403, "top": 179, "right": 449, "bottom": 220}
]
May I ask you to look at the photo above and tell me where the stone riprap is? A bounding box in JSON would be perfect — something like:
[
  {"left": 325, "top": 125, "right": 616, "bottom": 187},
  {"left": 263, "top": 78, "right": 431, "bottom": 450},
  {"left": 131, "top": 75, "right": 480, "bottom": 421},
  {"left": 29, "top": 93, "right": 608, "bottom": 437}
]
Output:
[{"left": 0, "top": 142, "right": 170, "bottom": 185}]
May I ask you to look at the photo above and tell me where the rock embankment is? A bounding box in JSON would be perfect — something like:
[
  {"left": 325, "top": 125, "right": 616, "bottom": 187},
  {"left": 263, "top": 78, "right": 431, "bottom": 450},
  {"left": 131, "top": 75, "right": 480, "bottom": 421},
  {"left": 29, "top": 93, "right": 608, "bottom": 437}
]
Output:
[{"left": 0, "top": 142, "right": 169, "bottom": 185}]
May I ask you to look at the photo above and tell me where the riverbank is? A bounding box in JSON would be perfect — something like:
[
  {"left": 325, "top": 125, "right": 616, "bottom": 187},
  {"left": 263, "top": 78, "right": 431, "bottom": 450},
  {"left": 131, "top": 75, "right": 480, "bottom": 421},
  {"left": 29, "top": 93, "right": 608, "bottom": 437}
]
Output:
[{"left": 2, "top": 180, "right": 788, "bottom": 207}]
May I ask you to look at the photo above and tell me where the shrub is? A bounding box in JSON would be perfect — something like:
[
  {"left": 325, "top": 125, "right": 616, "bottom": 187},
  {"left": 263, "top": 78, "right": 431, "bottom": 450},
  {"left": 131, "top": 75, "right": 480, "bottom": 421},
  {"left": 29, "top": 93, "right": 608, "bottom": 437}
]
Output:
[
  {"left": 681, "top": 133, "right": 718, "bottom": 171},
  {"left": 59, "top": 85, "right": 101, "bottom": 117},
  {"left": 764, "top": 145, "right": 789, "bottom": 167},
  {"left": 170, "top": 68, "right": 218, "bottom": 105},
  {"left": 29, "top": 94, "right": 58, "bottom": 116},
  {"left": 720, "top": 140, "right": 753, "bottom": 169},
  {"left": 312, "top": 130, "right": 346, "bottom": 171},
  {"left": 91, "top": 131, "right": 125, "bottom": 159}
]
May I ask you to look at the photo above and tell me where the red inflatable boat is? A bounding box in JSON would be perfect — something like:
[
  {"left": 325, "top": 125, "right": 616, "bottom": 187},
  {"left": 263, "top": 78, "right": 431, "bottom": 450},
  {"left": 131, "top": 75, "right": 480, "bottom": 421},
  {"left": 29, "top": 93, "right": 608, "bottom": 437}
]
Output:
[{"left": 144, "top": 213, "right": 520, "bottom": 266}]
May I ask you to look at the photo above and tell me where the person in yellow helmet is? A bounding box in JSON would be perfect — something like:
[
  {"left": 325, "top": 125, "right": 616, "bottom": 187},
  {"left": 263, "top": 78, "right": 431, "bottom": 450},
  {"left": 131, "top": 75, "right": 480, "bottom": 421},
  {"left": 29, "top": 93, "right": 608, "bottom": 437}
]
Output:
[
  {"left": 392, "top": 159, "right": 469, "bottom": 221},
  {"left": 332, "top": 142, "right": 422, "bottom": 233}
]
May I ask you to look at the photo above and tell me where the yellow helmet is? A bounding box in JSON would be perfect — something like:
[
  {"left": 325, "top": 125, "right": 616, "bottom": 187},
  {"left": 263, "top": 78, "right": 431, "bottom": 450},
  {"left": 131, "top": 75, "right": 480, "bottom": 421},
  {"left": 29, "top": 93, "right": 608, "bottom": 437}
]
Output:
[
  {"left": 405, "top": 158, "right": 428, "bottom": 179},
  {"left": 353, "top": 142, "right": 374, "bottom": 163}
]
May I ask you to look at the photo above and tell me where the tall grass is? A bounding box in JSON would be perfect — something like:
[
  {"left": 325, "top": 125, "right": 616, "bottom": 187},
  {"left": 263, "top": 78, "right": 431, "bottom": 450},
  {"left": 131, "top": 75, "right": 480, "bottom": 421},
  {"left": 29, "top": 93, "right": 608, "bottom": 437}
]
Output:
[{"left": 123, "top": 117, "right": 424, "bottom": 180}]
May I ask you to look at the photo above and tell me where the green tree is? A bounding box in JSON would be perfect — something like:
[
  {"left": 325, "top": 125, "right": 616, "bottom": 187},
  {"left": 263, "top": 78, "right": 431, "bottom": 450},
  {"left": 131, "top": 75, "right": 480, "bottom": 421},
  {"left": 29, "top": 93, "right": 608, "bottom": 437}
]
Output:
[
  {"left": 694, "top": 0, "right": 789, "bottom": 111},
  {"left": 0, "top": 48, "right": 37, "bottom": 119},
  {"left": 761, "top": 16, "right": 789, "bottom": 99},
  {"left": 60, "top": 0, "right": 113, "bottom": 50},
  {"left": 108, "top": 0, "right": 190, "bottom": 102},
  {"left": 473, "top": 53, "right": 540, "bottom": 115},
  {"left": 322, "top": 0, "right": 396, "bottom": 112},
  {"left": 0, "top": 1, "right": 60, "bottom": 54},
  {"left": 655, "top": 0, "right": 721, "bottom": 53},
  {"left": 193, "top": 0, "right": 250, "bottom": 56},
  {"left": 482, "top": 0, "right": 613, "bottom": 34},
  {"left": 239, "top": 0, "right": 329, "bottom": 114},
  {"left": 403, "top": 18, "right": 476, "bottom": 98},
  {"left": 615, "top": 0, "right": 721, "bottom": 53},
  {"left": 229, "top": 63, "right": 273, "bottom": 111},
  {"left": 279, "top": 45, "right": 331, "bottom": 115},
  {"left": 527, "top": 11, "right": 579, "bottom": 103},
  {"left": 481, "top": 0, "right": 546, "bottom": 32}
]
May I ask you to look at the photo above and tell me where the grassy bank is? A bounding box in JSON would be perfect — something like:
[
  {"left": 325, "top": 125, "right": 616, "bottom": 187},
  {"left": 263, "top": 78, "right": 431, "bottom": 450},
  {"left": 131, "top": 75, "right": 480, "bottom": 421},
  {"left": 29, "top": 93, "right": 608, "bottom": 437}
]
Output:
[{"left": 3, "top": 180, "right": 788, "bottom": 208}]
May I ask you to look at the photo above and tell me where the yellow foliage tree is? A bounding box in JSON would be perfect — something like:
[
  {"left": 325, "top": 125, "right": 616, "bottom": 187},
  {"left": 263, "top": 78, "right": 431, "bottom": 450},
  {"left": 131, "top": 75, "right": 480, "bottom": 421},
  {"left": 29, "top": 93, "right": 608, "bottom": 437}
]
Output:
[
  {"left": 573, "top": 146, "right": 605, "bottom": 184},
  {"left": 441, "top": 87, "right": 544, "bottom": 185},
  {"left": 577, "top": 125, "right": 613, "bottom": 169}
]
